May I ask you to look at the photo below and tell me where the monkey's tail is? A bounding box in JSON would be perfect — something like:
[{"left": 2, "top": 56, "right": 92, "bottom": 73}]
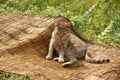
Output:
[{"left": 85, "top": 52, "right": 110, "bottom": 63}]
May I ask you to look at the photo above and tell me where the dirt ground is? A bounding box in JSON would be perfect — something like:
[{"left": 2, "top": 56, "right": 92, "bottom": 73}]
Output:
[{"left": 0, "top": 14, "right": 120, "bottom": 80}]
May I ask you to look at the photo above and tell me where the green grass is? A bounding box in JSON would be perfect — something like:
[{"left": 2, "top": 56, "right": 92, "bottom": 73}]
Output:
[
  {"left": 0, "top": 0, "right": 120, "bottom": 47},
  {"left": 0, "top": 71, "right": 30, "bottom": 80}
]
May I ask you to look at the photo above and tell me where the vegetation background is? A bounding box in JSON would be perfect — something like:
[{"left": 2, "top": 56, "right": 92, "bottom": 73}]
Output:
[{"left": 0, "top": 0, "right": 120, "bottom": 47}]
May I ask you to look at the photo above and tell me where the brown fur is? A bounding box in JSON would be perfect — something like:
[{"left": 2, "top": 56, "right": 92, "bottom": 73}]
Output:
[
  {"left": 46, "top": 16, "right": 110, "bottom": 68},
  {"left": 55, "top": 16, "right": 94, "bottom": 44},
  {"left": 46, "top": 22, "right": 70, "bottom": 62}
]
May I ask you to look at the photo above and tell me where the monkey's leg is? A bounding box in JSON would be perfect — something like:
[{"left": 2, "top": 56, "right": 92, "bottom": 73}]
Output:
[{"left": 46, "top": 39, "right": 54, "bottom": 60}]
